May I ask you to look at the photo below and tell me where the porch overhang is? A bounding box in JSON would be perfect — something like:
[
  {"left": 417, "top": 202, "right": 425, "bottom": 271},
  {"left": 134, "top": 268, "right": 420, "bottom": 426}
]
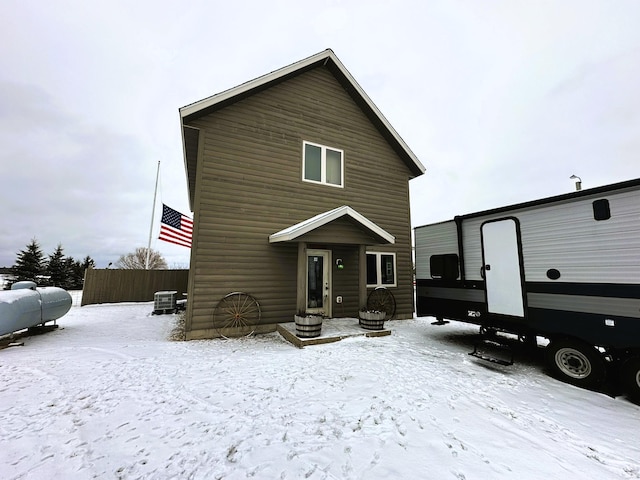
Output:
[{"left": 269, "top": 205, "right": 395, "bottom": 244}]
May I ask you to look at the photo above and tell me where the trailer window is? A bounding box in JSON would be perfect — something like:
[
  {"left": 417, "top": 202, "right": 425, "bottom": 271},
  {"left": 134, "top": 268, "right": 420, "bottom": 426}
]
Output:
[
  {"left": 592, "top": 199, "right": 610, "bottom": 221},
  {"left": 430, "top": 254, "right": 459, "bottom": 280}
]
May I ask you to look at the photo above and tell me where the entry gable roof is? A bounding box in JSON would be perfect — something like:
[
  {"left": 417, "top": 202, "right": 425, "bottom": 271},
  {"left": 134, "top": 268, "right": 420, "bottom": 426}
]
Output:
[
  {"left": 180, "top": 49, "right": 425, "bottom": 206},
  {"left": 269, "top": 206, "right": 395, "bottom": 244}
]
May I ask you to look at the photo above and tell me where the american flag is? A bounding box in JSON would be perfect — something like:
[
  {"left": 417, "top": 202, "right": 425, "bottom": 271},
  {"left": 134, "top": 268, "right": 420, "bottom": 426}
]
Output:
[{"left": 159, "top": 204, "right": 193, "bottom": 248}]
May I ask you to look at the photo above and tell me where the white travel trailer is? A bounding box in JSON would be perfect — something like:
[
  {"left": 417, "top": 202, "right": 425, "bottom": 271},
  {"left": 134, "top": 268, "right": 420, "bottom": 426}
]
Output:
[{"left": 415, "top": 178, "right": 640, "bottom": 401}]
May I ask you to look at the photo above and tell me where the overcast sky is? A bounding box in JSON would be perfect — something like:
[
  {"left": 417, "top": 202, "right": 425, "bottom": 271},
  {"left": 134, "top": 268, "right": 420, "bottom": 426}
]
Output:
[{"left": 1, "top": 0, "right": 639, "bottom": 268}]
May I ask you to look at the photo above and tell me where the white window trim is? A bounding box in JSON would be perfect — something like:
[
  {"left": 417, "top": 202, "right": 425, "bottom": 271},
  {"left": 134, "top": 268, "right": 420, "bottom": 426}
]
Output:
[
  {"left": 302, "top": 140, "right": 344, "bottom": 188},
  {"left": 366, "top": 251, "right": 397, "bottom": 288}
]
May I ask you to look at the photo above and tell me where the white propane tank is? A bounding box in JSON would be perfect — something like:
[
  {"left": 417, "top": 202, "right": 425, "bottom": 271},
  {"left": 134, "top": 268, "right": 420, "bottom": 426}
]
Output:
[{"left": 0, "top": 283, "right": 72, "bottom": 336}]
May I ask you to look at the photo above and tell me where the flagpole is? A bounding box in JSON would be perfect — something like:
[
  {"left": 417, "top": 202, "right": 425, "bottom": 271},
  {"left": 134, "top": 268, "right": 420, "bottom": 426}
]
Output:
[{"left": 146, "top": 161, "right": 160, "bottom": 270}]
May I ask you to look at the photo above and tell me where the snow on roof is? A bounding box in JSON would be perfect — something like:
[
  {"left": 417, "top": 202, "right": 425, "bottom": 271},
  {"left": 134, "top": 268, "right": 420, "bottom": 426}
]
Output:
[{"left": 269, "top": 205, "right": 395, "bottom": 244}]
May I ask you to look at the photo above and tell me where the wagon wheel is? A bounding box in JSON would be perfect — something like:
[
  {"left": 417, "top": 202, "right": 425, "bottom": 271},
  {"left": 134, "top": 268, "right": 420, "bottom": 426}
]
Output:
[
  {"left": 367, "top": 287, "right": 396, "bottom": 320},
  {"left": 213, "top": 292, "right": 260, "bottom": 338}
]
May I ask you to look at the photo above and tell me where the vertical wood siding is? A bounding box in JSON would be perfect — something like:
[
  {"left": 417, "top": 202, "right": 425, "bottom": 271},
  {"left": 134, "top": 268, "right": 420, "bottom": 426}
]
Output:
[
  {"left": 82, "top": 269, "right": 189, "bottom": 306},
  {"left": 185, "top": 66, "right": 416, "bottom": 335}
]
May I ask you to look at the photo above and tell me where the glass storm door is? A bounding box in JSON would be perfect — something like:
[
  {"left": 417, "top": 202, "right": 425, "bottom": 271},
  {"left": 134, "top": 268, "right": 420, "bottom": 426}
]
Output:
[
  {"left": 481, "top": 218, "right": 525, "bottom": 317},
  {"left": 306, "top": 250, "right": 331, "bottom": 316}
]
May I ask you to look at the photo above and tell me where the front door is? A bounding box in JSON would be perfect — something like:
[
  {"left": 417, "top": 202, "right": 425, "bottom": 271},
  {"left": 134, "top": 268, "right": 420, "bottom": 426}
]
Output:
[
  {"left": 481, "top": 218, "right": 525, "bottom": 317},
  {"left": 306, "top": 249, "right": 331, "bottom": 316}
]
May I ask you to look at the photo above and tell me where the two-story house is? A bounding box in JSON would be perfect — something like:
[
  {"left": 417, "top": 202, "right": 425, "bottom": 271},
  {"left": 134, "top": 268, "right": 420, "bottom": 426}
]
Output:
[{"left": 179, "top": 49, "right": 425, "bottom": 339}]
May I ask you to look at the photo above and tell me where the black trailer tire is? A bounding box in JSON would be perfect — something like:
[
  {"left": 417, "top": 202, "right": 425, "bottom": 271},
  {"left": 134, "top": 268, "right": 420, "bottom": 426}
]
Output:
[
  {"left": 545, "top": 339, "right": 607, "bottom": 389},
  {"left": 621, "top": 357, "right": 640, "bottom": 404}
]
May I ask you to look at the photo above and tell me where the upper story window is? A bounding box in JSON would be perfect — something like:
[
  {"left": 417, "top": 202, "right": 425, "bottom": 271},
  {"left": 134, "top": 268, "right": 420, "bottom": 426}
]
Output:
[
  {"left": 366, "top": 252, "right": 396, "bottom": 287},
  {"left": 303, "top": 141, "right": 344, "bottom": 188}
]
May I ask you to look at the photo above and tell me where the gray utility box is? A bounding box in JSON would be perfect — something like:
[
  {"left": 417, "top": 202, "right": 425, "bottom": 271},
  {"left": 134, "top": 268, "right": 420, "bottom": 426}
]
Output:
[{"left": 153, "top": 291, "right": 178, "bottom": 314}]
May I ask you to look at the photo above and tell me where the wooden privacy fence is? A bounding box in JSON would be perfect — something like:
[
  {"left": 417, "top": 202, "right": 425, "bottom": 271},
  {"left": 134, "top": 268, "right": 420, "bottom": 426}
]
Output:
[{"left": 81, "top": 269, "right": 189, "bottom": 306}]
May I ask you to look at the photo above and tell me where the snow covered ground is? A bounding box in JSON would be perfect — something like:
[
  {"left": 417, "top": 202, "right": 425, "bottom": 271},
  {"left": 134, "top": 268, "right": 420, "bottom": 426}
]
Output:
[{"left": 1, "top": 302, "right": 639, "bottom": 480}]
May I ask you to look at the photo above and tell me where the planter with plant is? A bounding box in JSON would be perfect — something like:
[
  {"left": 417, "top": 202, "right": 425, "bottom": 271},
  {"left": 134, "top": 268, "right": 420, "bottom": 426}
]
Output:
[
  {"left": 358, "top": 308, "right": 386, "bottom": 330},
  {"left": 294, "top": 311, "right": 323, "bottom": 338}
]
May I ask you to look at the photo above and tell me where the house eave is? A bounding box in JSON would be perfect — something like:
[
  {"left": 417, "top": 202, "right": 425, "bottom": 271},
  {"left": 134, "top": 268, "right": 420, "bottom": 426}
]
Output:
[
  {"left": 181, "top": 124, "right": 200, "bottom": 212},
  {"left": 179, "top": 52, "right": 325, "bottom": 122},
  {"left": 269, "top": 205, "right": 395, "bottom": 244},
  {"left": 179, "top": 48, "right": 425, "bottom": 182}
]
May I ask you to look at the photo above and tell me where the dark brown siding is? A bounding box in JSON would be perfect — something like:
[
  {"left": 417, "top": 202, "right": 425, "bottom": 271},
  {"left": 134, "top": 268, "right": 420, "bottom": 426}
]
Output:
[
  {"left": 185, "top": 66, "right": 415, "bottom": 336},
  {"left": 295, "top": 217, "right": 385, "bottom": 245},
  {"left": 331, "top": 245, "right": 361, "bottom": 315}
]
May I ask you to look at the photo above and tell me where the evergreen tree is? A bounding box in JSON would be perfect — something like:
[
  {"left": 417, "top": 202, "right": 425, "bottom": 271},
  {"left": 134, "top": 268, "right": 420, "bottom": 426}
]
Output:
[
  {"left": 47, "top": 244, "right": 68, "bottom": 287},
  {"left": 82, "top": 255, "right": 96, "bottom": 271},
  {"left": 69, "top": 255, "right": 95, "bottom": 289},
  {"left": 62, "top": 257, "right": 78, "bottom": 290},
  {"left": 12, "top": 239, "right": 46, "bottom": 284},
  {"left": 67, "top": 258, "right": 80, "bottom": 290},
  {"left": 10, "top": 240, "right": 96, "bottom": 289},
  {"left": 79, "top": 255, "right": 96, "bottom": 288}
]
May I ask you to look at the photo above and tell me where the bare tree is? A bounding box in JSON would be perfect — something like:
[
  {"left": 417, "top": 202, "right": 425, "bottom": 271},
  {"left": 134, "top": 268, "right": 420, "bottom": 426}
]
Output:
[{"left": 115, "top": 247, "right": 168, "bottom": 269}]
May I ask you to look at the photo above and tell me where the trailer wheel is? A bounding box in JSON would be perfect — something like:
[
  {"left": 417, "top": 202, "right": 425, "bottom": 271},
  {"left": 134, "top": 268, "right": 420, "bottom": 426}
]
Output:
[
  {"left": 545, "top": 339, "right": 606, "bottom": 388},
  {"left": 621, "top": 357, "right": 640, "bottom": 404}
]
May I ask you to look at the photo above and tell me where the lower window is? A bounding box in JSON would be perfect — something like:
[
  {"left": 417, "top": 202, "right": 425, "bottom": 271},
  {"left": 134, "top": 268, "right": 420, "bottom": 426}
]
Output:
[{"left": 366, "top": 252, "right": 396, "bottom": 287}]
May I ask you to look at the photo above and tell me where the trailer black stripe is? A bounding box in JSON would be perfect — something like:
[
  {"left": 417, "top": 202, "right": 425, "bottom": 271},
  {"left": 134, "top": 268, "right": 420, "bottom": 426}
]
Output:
[
  {"left": 418, "top": 279, "right": 640, "bottom": 299},
  {"left": 526, "top": 281, "right": 640, "bottom": 299}
]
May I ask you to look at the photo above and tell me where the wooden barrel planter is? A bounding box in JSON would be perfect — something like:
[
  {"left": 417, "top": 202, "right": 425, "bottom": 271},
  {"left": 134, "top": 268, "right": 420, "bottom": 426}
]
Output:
[
  {"left": 359, "top": 310, "right": 386, "bottom": 330},
  {"left": 294, "top": 314, "right": 323, "bottom": 338}
]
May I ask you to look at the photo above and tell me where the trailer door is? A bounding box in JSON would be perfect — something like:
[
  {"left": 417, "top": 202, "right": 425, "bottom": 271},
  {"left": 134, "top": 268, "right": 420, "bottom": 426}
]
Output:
[{"left": 481, "top": 218, "right": 525, "bottom": 317}]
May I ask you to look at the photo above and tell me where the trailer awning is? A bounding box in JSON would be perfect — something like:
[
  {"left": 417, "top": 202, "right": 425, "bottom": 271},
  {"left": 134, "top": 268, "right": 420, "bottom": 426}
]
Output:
[{"left": 269, "top": 205, "right": 395, "bottom": 245}]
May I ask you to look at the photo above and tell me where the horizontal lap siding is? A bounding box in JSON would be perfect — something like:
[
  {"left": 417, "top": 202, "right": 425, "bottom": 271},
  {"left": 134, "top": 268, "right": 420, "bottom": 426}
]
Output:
[
  {"left": 186, "top": 67, "right": 415, "bottom": 333},
  {"left": 461, "top": 188, "right": 640, "bottom": 283},
  {"left": 415, "top": 221, "right": 459, "bottom": 280},
  {"left": 296, "top": 217, "right": 383, "bottom": 245},
  {"left": 331, "top": 245, "right": 360, "bottom": 316}
]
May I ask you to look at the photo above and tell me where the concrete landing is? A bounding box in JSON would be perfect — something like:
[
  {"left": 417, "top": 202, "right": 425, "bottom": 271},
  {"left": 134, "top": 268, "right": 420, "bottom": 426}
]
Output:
[{"left": 277, "top": 317, "right": 391, "bottom": 348}]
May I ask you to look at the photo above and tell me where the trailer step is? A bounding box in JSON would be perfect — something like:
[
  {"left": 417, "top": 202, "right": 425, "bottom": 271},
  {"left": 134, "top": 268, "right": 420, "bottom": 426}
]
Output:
[
  {"left": 469, "top": 340, "right": 514, "bottom": 366},
  {"left": 0, "top": 340, "right": 25, "bottom": 350}
]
